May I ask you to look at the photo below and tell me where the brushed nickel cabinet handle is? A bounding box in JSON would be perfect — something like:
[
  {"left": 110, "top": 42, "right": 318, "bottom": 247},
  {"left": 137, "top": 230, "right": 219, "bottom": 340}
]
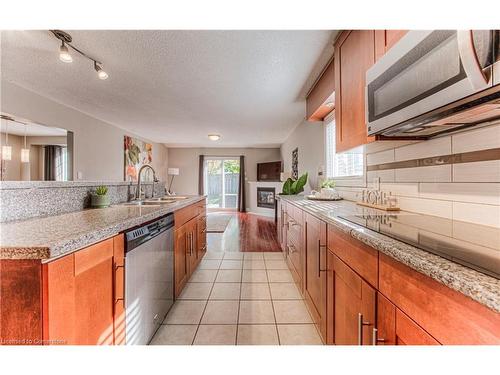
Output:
[
  {"left": 372, "top": 328, "right": 386, "bottom": 345},
  {"left": 357, "top": 313, "right": 371, "bottom": 345}
]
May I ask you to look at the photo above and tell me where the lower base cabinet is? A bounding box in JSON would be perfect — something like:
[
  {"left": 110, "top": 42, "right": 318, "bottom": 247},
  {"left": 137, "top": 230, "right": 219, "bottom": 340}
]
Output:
[
  {"left": 330, "top": 252, "right": 376, "bottom": 345},
  {"left": 376, "top": 293, "right": 439, "bottom": 345},
  {"left": 174, "top": 199, "right": 207, "bottom": 298},
  {"left": 43, "top": 235, "right": 124, "bottom": 345}
]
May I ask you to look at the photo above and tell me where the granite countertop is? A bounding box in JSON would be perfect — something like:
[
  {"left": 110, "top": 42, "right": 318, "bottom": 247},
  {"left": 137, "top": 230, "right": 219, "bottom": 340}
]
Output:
[
  {"left": 278, "top": 195, "right": 500, "bottom": 313},
  {"left": 0, "top": 196, "right": 205, "bottom": 261}
]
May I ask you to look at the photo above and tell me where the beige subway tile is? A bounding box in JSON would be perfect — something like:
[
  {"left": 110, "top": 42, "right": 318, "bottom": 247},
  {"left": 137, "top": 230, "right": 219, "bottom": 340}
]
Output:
[
  {"left": 453, "top": 160, "right": 500, "bottom": 182},
  {"left": 397, "top": 196, "right": 453, "bottom": 219},
  {"left": 380, "top": 182, "right": 419, "bottom": 197},
  {"left": 367, "top": 169, "right": 395, "bottom": 183},
  {"left": 395, "top": 137, "right": 451, "bottom": 161},
  {"left": 452, "top": 123, "right": 500, "bottom": 153},
  {"left": 366, "top": 149, "right": 395, "bottom": 166},
  {"left": 452, "top": 202, "right": 500, "bottom": 228},
  {"left": 419, "top": 183, "right": 500, "bottom": 205},
  {"left": 395, "top": 165, "right": 451, "bottom": 183}
]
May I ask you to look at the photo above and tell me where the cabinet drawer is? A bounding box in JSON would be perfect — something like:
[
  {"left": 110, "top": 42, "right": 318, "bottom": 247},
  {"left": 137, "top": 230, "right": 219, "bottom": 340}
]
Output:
[
  {"left": 174, "top": 204, "right": 198, "bottom": 228},
  {"left": 327, "top": 225, "right": 378, "bottom": 288},
  {"left": 379, "top": 253, "right": 500, "bottom": 344},
  {"left": 286, "top": 204, "right": 304, "bottom": 225}
]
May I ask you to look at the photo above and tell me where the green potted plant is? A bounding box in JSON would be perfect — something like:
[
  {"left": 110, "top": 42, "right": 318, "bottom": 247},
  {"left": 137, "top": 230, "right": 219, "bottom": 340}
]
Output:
[
  {"left": 91, "top": 185, "right": 110, "bottom": 208},
  {"left": 281, "top": 172, "right": 308, "bottom": 195}
]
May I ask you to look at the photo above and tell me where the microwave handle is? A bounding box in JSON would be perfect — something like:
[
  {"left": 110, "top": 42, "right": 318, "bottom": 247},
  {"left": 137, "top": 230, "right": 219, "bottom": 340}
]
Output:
[{"left": 457, "top": 30, "right": 490, "bottom": 90}]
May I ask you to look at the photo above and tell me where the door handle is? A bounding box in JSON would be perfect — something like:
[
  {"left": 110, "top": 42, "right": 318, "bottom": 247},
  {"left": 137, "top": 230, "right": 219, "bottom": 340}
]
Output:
[
  {"left": 357, "top": 313, "right": 371, "bottom": 345},
  {"left": 371, "top": 328, "right": 386, "bottom": 345},
  {"left": 457, "top": 30, "right": 490, "bottom": 90}
]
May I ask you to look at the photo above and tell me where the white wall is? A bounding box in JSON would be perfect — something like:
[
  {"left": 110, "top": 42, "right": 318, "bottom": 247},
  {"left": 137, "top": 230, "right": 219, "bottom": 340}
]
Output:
[
  {"left": 167, "top": 147, "right": 281, "bottom": 206},
  {"left": 280, "top": 120, "right": 325, "bottom": 192},
  {"left": 1, "top": 81, "right": 169, "bottom": 182}
]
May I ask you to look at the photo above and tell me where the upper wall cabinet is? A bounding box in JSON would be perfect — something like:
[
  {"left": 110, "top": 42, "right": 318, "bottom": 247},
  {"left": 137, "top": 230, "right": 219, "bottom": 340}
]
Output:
[
  {"left": 333, "top": 30, "right": 407, "bottom": 153},
  {"left": 306, "top": 59, "right": 335, "bottom": 121},
  {"left": 334, "top": 30, "right": 376, "bottom": 153},
  {"left": 374, "top": 30, "right": 408, "bottom": 61}
]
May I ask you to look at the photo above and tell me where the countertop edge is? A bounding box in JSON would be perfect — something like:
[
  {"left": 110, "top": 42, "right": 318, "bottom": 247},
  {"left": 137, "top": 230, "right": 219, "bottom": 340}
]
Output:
[{"left": 278, "top": 195, "right": 500, "bottom": 313}]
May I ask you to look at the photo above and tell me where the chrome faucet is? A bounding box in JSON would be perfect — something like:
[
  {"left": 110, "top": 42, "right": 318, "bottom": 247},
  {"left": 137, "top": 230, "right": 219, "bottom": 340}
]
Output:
[{"left": 135, "top": 165, "right": 159, "bottom": 200}]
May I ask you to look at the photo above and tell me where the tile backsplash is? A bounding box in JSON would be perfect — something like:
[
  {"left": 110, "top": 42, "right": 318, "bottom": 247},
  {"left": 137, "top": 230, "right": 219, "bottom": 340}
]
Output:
[{"left": 335, "top": 121, "right": 500, "bottom": 228}]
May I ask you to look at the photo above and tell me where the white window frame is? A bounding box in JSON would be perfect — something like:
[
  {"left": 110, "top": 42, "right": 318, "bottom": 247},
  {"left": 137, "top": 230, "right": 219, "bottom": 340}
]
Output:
[{"left": 324, "top": 111, "right": 366, "bottom": 187}]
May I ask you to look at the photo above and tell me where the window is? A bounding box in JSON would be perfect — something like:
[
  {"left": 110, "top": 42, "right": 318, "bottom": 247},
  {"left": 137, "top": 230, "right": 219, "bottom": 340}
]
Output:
[{"left": 325, "top": 114, "right": 364, "bottom": 178}]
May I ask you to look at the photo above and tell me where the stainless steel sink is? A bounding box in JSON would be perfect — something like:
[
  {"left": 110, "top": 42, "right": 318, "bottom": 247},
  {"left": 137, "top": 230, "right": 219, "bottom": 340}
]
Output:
[{"left": 123, "top": 201, "right": 161, "bottom": 207}]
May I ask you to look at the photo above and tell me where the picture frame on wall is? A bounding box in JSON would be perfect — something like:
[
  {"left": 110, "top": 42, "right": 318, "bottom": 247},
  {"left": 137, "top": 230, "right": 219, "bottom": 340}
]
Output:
[
  {"left": 124, "top": 135, "right": 153, "bottom": 181},
  {"left": 292, "top": 147, "right": 298, "bottom": 180}
]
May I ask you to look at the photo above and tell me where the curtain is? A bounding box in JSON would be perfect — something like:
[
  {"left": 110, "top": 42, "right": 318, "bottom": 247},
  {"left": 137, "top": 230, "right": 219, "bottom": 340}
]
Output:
[
  {"left": 44, "top": 145, "right": 62, "bottom": 181},
  {"left": 238, "top": 155, "right": 246, "bottom": 212},
  {"left": 198, "top": 155, "right": 205, "bottom": 195}
]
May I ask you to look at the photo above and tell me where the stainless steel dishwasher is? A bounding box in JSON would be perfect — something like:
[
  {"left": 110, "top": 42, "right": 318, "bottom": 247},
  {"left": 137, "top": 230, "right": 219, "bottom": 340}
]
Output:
[{"left": 124, "top": 214, "right": 174, "bottom": 345}]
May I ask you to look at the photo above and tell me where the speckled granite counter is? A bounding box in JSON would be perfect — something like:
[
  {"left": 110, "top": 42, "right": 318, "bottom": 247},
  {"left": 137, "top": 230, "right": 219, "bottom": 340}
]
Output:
[
  {"left": 278, "top": 196, "right": 500, "bottom": 313},
  {"left": 0, "top": 196, "right": 205, "bottom": 261}
]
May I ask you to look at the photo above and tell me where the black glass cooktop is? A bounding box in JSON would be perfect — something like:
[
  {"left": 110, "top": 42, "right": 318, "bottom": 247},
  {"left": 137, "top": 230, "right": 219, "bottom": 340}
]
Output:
[{"left": 338, "top": 212, "right": 500, "bottom": 279}]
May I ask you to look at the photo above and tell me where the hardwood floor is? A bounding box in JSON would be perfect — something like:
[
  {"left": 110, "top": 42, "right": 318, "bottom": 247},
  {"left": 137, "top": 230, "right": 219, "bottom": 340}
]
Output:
[{"left": 207, "top": 212, "right": 281, "bottom": 253}]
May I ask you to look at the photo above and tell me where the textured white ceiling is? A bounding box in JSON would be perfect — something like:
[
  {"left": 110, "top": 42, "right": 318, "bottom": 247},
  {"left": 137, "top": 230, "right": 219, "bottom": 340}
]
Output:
[{"left": 0, "top": 30, "right": 335, "bottom": 147}]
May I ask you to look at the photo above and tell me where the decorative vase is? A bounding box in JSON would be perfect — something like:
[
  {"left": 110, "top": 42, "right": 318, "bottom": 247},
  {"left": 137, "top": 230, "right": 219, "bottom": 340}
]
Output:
[{"left": 91, "top": 194, "right": 110, "bottom": 208}]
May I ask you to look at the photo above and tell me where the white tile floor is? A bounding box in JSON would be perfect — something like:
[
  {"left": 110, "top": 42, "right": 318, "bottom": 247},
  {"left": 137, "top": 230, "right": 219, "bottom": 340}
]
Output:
[{"left": 150, "top": 251, "right": 323, "bottom": 345}]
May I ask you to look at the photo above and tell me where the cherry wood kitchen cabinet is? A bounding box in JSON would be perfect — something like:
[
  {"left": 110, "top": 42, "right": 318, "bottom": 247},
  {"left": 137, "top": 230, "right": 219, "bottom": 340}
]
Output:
[
  {"left": 284, "top": 204, "right": 305, "bottom": 292},
  {"left": 376, "top": 293, "right": 439, "bottom": 345},
  {"left": 42, "top": 235, "right": 124, "bottom": 345},
  {"left": 174, "top": 222, "right": 190, "bottom": 298},
  {"left": 304, "top": 213, "right": 327, "bottom": 342},
  {"left": 375, "top": 30, "right": 408, "bottom": 61},
  {"left": 174, "top": 198, "right": 207, "bottom": 298},
  {"left": 330, "top": 252, "right": 376, "bottom": 345},
  {"left": 334, "top": 30, "right": 376, "bottom": 153},
  {"left": 379, "top": 253, "right": 500, "bottom": 345}
]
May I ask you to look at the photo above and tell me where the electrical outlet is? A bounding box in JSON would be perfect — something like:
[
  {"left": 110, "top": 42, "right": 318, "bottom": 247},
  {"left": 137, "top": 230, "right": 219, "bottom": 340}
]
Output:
[{"left": 77, "top": 171, "right": 83, "bottom": 180}]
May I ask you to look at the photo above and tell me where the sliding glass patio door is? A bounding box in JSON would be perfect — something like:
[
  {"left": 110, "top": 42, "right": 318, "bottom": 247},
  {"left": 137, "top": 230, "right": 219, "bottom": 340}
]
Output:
[{"left": 204, "top": 158, "right": 240, "bottom": 209}]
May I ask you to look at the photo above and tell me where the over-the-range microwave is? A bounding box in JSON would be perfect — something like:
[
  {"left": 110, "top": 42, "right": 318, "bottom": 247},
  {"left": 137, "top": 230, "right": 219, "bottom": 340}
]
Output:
[{"left": 366, "top": 30, "right": 500, "bottom": 138}]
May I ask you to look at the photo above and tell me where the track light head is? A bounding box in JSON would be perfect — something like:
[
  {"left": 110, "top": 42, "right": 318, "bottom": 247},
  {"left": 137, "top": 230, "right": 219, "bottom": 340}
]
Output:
[
  {"left": 59, "top": 42, "right": 73, "bottom": 63},
  {"left": 94, "top": 61, "right": 108, "bottom": 80}
]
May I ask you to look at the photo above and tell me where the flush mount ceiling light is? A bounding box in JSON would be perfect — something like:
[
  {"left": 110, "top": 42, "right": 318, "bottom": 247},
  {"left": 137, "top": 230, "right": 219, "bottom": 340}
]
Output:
[
  {"left": 208, "top": 134, "right": 221, "bottom": 141},
  {"left": 51, "top": 29, "right": 109, "bottom": 80}
]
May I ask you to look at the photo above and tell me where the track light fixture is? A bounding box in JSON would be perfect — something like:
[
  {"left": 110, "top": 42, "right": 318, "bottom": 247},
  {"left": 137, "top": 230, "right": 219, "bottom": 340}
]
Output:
[{"left": 51, "top": 30, "right": 109, "bottom": 80}]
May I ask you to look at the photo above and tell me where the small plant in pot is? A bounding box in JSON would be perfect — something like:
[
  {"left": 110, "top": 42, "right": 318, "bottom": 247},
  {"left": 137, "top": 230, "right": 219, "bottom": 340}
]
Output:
[
  {"left": 280, "top": 173, "right": 308, "bottom": 195},
  {"left": 91, "top": 185, "right": 110, "bottom": 208}
]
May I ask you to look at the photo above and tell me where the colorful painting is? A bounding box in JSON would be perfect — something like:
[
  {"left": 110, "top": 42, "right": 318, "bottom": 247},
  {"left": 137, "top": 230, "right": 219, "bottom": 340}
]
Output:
[{"left": 124, "top": 135, "right": 153, "bottom": 181}]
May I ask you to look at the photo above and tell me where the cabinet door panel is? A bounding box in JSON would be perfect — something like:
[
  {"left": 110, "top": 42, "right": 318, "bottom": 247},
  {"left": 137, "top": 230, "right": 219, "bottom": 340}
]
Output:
[
  {"left": 333, "top": 254, "right": 376, "bottom": 345},
  {"left": 174, "top": 225, "right": 189, "bottom": 298},
  {"left": 304, "top": 214, "right": 327, "bottom": 341},
  {"left": 334, "top": 30, "right": 375, "bottom": 153}
]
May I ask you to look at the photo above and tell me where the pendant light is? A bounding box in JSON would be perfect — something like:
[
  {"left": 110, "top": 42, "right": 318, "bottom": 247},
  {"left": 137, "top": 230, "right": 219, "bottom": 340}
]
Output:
[
  {"left": 2, "top": 121, "right": 12, "bottom": 161},
  {"left": 21, "top": 124, "right": 30, "bottom": 163},
  {"left": 94, "top": 61, "right": 108, "bottom": 80}
]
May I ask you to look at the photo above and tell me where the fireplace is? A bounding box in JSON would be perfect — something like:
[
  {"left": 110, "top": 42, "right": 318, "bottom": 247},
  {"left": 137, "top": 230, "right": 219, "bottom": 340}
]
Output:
[{"left": 257, "top": 187, "right": 275, "bottom": 209}]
